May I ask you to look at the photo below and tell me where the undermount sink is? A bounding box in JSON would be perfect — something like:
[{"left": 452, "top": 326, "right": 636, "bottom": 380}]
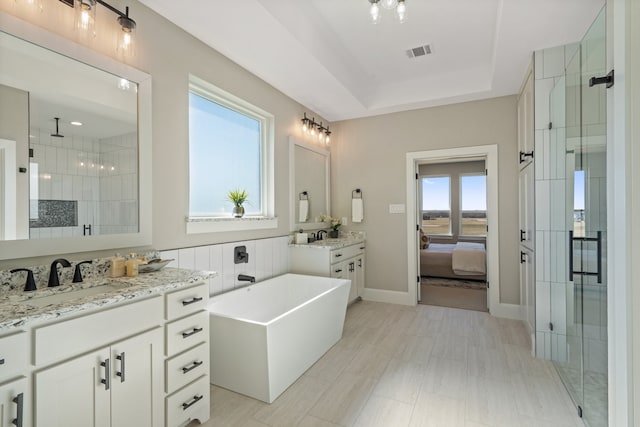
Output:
[{"left": 10, "top": 280, "right": 129, "bottom": 308}]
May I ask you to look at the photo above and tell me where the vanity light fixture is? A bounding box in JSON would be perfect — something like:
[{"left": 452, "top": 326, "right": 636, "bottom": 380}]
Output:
[
  {"left": 73, "top": 0, "right": 136, "bottom": 57},
  {"left": 70, "top": 121, "right": 83, "bottom": 126},
  {"left": 301, "top": 113, "right": 332, "bottom": 145},
  {"left": 368, "top": 0, "right": 407, "bottom": 24}
]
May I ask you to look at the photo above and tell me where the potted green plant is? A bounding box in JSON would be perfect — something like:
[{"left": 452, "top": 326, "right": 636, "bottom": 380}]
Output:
[
  {"left": 320, "top": 214, "right": 341, "bottom": 238},
  {"left": 228, "top": 189, "right": 249, "bottom": 218}
]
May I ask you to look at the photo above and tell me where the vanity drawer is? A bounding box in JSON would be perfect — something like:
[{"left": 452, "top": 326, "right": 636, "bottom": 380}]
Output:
[
  {"left": 331, "top": 243, "right": 364, "bottom": 263},
  {"left": 165, "top": 283, "right": 208, "bottom": 321},
  {"left": 166, "top": 311, "right": 208, "bottom": 357},
  {"left": 166, "top": 375, "right": 210, "bottom": 427},
  {"left": 166, "top": 342, "right": 209, "bottom": 393},
  {"left": 34, "top": 296, "right": 163, "bottom": 366},
  {"left": 0, "top": 331, "right": 28, "bottom": 382}
]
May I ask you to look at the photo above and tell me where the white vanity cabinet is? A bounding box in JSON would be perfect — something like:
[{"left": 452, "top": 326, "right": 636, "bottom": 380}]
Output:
[
  {"left": 163, "top": 285, "right": 210, "bottom": 427},
  {"left": 0, "top": 274, "right": 211, "bottom": 427},
  {"left": 33, "top": 296, "right": 165, "bottom": 427},
  {"left": 34, "top": 328, "right": 162, "bottom": 427},
  {"left": 290, "top": 241, "right": 366, "bottom": 303},
  {"left": 0, "top": 377, "right": 27, "bottom": 427}
]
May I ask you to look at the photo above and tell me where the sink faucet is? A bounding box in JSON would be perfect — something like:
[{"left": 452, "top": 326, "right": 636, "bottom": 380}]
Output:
[
  {"left": 238, "top": 274, "right": 256, "bottom": 283},
  {"left": 73, "top": 260, "right": 93, "bottom": 283},
  {"left": 317, "top": 230, "right": 328, "bottom": 241},
  {"left": 48, "top": 258, "right": 71, "bottom": 287}
]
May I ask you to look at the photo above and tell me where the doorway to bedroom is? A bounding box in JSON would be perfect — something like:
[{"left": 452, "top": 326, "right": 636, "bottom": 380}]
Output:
[
  {"left": 418, "top": 159, "right": 488, "bottom": 312},
  {"left": 406, "top": 144, "right": 500, "bottom": 315}
]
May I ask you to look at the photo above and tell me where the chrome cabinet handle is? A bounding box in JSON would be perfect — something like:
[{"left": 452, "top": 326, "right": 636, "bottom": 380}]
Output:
[
  {"left": 182, "top": 327, "right": 204, "bottom": 339},
  {"left": 182, "top": 395, "right": 203, "bottom": 411},
  {"left": 182, "top": 297, "right": 203, "bottom": 306},
  {"left": 520, "top": 229, "right": 526, "bottom": 242},
  {"left": 358, "top": 259, "right": 362, "bottom": 268},
  {"left": 100, "top": 359, "right": 110, "bottom": 390},
  {"left": 334, "top": 253, "right": 343, "bottom": 258},
  {"left": 334, "top": 269, "right": 342, "bottom": 273},
  {"left": 12, "top": 392, "right": 23, "bottom": 427},
  {"left": 181, "top": 360, "right": 204, "bottom": 374},
  {"left": 116, "top": 352, "right": 125, "bottom": 383}
]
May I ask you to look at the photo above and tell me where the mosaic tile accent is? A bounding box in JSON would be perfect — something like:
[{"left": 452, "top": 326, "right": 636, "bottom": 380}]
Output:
[{"left": 29, "top": 200, "right": 78, "bottom": 228}]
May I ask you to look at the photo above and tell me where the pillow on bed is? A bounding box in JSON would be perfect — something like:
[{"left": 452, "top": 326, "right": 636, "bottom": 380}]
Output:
[{"left": 419, "top": 230, "right": 430, "bottom": 249}]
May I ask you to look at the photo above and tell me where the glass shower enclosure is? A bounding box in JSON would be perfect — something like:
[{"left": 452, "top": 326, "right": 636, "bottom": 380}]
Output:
[{"left": 550, "top": 8, "right": 608, "bottom": 427}]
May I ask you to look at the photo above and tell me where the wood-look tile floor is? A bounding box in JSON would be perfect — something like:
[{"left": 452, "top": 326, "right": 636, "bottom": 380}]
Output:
[{"left": 188, "top": 301, "right": 583, "bottom": 427}]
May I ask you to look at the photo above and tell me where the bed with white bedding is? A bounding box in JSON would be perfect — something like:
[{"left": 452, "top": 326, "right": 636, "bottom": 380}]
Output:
[{"left": 420, "top": 241, "right": 486, "bottom": 281}]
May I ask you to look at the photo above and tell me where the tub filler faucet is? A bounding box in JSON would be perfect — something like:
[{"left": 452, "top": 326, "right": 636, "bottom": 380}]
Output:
[{"left": 238, "top": 274, "right": 256, "bottom": 283}]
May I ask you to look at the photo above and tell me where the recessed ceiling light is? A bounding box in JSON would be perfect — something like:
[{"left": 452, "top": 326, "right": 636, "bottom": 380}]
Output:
[{"left": 70, "top": 121, "right": 83, "bottom": 126}]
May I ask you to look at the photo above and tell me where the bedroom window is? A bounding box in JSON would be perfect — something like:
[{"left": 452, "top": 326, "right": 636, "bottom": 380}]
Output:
[
  {"left": 460, "top": 174, "right": 487, "bottom": 236},
  {"left": 421, "top": 176, "right": 451, "bottom": 235}
]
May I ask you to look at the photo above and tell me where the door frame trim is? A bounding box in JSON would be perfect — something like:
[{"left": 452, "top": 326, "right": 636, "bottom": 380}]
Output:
[{"left": 406, "top": 144, "right": 506, "bottom": 316}]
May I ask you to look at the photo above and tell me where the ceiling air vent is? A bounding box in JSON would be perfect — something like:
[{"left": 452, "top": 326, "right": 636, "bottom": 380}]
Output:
[{"left": 406, "top": 44, "right": 432, "bottom": 59}]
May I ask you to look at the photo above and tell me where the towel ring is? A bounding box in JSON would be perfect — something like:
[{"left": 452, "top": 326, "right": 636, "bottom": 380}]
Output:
[
  {"left": 352, "top": 189, "right": 362, "bottom": 199},
  {"left": 299, "top": 191, "right": 308, "bottom": 201}
]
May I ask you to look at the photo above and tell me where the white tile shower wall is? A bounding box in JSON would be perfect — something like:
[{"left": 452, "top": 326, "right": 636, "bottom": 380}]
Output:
[
  {"left": 533, "top": 44, "right": 577, "bottom": 359},
  {"left": 97, "top": 133, "right": 138, "bottom": 235},
  {"left": 29, "top": 128, "right": 100, "bottom": 238},
  {"left": 160, "top": 236, "right": 290, "bottom": 296}
]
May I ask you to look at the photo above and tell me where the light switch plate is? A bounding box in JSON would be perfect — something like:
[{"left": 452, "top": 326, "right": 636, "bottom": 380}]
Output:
[{"left": 389, "top": 204, "right": 406, "bottom": 214}]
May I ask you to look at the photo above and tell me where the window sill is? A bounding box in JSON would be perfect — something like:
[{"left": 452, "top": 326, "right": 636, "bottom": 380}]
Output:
[{"left": 186, "top": 216, "right": 278, "bottom": 234}]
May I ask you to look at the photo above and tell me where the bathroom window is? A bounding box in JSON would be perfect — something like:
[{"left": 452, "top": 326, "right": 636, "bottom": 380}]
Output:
[
  {"left": 187, "top": 76, "right": 275, "bottom": 232},
  {"left": 421, "top": 176, "right": 451, "bottom": 235},
  {"left": 460, "top": 174, "right": 487, "bottom": 236}
]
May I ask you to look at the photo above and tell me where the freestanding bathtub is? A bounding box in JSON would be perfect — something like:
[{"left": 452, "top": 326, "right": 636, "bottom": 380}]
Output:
[{"left": 208, "top": 273, "right": 350, "bottom": 403}]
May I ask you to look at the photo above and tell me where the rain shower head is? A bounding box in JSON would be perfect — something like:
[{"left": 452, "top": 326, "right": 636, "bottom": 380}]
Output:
[{"left": 51, "top": 117, "right": 64, "bottom": 138}]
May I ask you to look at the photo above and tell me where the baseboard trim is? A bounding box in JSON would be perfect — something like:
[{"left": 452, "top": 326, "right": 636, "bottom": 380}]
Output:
[
  {"left": 491, "top": 302, "right": 524, "bottom": 320},
  {"left": 362, "top": 288, "right": 413, "bottom": 306}
]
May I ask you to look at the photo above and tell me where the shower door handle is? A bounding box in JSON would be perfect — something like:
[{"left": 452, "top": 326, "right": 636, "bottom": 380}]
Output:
[{"left": 569, "top": 231, "right": 602, "bottom": 284}]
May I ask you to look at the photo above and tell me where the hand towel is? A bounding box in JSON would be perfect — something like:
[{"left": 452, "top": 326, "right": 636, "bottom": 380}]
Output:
[
  {"left": 352, "top": 198, "right": 364, "bottom": 223},
  {"left": 299, "top": 199, "right": 309, "bottom": 222}
]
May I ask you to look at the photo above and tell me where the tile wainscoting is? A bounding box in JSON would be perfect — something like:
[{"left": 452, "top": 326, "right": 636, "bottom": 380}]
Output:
[{"left": 160, "top": 236, "right": 290, "bottom": 296}]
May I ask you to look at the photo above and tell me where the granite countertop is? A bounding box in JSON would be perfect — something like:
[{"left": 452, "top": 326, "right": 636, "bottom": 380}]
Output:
[
  {"left": 289, "top": 235, "right": 366, "bottom": 249},
  {"left": 0, "top": 268, "right": 216, "bottom": 331}
]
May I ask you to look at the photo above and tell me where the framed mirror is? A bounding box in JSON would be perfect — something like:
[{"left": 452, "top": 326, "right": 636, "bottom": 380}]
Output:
[
  {"left": 0, "top": 12, "right": 151, "bottom": 259},
  {"left": 289, "top": 136, "right": 330, "bottom": 232}
]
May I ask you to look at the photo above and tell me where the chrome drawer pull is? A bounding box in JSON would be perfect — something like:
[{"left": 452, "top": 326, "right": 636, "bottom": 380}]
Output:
[
  {"left": 116, "top": 352, "right": 126, "bottom": 383},
  {"left": 334, "top": 269, "right": 342, "bottom": 273},
  {"left": 100, "top": 359, "right": 110, "bottom": 390},
  {"left": 182, "top": 297, "right": 203, "bottom": 306},
  {"left": 182, "top": 327, "right": 204, "bottom": 339},
  {"left": 182, "top": 394, "right": 203, "bottom": 411},
  {"left": 334, "top": 253, "right": 343, "bottom": 258},
  {"left": 181, "top": 360, "right": 204, "bottom": 374},
  {"left": 12, "top": 392, "right": 23, "bottom": 427}
]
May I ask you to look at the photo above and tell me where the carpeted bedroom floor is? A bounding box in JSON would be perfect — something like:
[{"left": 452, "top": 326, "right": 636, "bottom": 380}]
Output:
[{"left": 419, "top": 277, "right": 488, "bottom": 312}]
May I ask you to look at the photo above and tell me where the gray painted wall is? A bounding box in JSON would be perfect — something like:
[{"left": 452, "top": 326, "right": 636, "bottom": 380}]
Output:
[{"left": 331, "top": 97, "right": 520, "bottom": 304}]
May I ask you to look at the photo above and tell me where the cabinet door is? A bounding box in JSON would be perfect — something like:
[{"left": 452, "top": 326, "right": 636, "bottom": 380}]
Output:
[
  {"left": 0, "top": 377, "right": 27, "bottom": 427},
  {"left": 518, "top": 71, "right": 534, "bottom": 169},
  {"left": 520, "top": 247, "right": 535, "bottom": 334},
  {"left": 110, "top": 328, "right": 163, "bottom": 427},
  {"left": 356, "top": 255, "right": 365, "bottom": 298},
  {"left": 35, "top": 348, "right": 111, "bottom": 427},
  {"left": 519, "top": 164, "right": 535, "bottom": 250},
  {"left": 346, "top": 260, "right": 358, "bottom": 302}
]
